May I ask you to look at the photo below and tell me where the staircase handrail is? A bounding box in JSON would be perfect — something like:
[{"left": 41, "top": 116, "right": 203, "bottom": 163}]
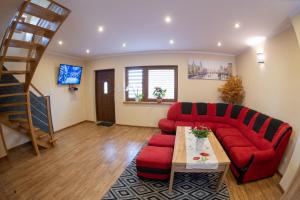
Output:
[{"left": 29, "top": 83, "right": 55, "bottom": 144}]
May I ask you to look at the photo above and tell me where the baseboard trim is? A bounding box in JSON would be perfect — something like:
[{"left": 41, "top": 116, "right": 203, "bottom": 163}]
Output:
[
  {"left": 277, "top": 170, "right": 283, "bottom": 177},
  {"left": 115, "top": 123, "right": 158, "bottom": 129},
  {"left": 276, "top": 171, "right": 285, "bottom": 194},
  {"left": 279, "top": 183, "right": 285, "bottom": 194},
  {"left": 53, "top": 121, "right": 158, "bottom": 134},
  {"left": 54, "top": 120, "right": 94, "bottom": 133}
]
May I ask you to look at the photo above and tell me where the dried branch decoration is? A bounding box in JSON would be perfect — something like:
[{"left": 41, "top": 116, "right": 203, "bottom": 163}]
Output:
[{"left": 218, "top": 76, "right": 245, "bottom": 105}]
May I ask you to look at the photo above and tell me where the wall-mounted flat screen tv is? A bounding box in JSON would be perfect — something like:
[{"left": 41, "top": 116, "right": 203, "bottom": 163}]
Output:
[{"left": 57, "top": 64, "right": 83, "bottom": 85}]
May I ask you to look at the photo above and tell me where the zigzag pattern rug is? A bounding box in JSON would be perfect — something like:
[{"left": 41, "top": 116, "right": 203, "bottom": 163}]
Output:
[{"left": 102, "top": 160, "right": 230, "bottom": 200}]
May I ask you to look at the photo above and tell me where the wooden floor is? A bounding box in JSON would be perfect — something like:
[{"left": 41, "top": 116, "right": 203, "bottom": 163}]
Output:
[{"left": 0, "top": 122, "right": 283, "bottom": 200}]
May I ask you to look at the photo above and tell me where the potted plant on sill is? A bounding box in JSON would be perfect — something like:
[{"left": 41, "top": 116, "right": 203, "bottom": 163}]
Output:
[
  {"left": 126, "top": 85, "right": 143, "bottom": 102},
  {"left": 153, "top": 87, "right": 167, "bottom": 103}
]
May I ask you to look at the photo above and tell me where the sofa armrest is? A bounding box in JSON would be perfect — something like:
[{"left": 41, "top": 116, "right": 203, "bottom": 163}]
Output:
[
  {"left": 158, "top": 118, "right": 176, "bottom": 133},
  {"left": 252, "top": 149, "right": 275, "bottom": 163}
]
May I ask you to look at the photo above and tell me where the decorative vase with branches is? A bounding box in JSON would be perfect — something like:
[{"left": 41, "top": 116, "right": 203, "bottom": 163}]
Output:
[{"left": 218, "top": 76, "right": 245, "bottom": 105}]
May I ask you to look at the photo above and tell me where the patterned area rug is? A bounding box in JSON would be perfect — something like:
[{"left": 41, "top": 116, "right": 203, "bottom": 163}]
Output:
[{"left": 102, "top": 160, "right": 230, "bottom": 200}]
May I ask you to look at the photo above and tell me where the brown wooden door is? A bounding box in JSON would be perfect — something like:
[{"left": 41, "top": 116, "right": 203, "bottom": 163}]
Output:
[{"left": 95, "top": 69, "right": 115, "bottom": 123}]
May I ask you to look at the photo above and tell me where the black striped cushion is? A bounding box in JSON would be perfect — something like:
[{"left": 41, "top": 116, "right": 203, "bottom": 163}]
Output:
[
  {"left": 181, "top": 102, "right": 193, "bottom": 114},
  {"left": 231, "top": 105, "right": 243, "bottom": 119},
  {"left": 136, "top": 166, "right": 171, "bottom": 174},
  {"left": 264, "top": 118, "right": 283, "bottom": 142},
  {"left": 196, "top": 103, "right": 207, "bottom": 115},
  {"left": 243, "top": 109, "right": 256, "bottom": 125},
  {"left": 252, "top": 113, "right": 269, "bottom": 133},
  {"left": 216, "top": 103, "right": 228, "bottom": 117}
]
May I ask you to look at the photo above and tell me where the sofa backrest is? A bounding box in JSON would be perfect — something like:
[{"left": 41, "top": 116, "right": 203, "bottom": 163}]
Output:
[
  {"left": 167, "top": 102, "right": 195, "bottom": 121},
  {"left": 167, "top": 102, "right": 292, "bottom": 149},
  {"left": 237, "top": 108, "right": 291, "bottom": 149}
]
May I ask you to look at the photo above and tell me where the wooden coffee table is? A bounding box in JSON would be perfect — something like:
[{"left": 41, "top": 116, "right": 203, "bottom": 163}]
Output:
[{"left": 169, "top": 126, "right": 230, "bottom": 192}]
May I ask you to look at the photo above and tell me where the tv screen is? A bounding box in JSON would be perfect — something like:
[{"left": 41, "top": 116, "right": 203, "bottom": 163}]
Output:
[{"left": 57, "top": 64, "right": 82, "bottom": 85}]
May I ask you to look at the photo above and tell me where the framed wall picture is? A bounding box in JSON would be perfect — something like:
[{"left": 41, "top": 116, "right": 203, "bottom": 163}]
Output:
[{"left": 188, "top": 59, "right": 233, "bottom": 81}]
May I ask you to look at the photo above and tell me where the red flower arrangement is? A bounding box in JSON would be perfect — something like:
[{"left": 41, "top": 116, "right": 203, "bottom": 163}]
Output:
[{"left": 191, "top": 126, "right": 211, "bottom": 138}]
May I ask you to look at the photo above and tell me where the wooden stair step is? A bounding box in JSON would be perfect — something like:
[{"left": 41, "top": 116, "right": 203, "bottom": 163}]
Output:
[
  {"left": 20, "top": 124, "right": 40, "bottom": 132},
  {"left": 1, "top": 111, "right": 26, "bottom": 116},
  {"left": 0, "top": 56, "right": 36, "bottom": 62},
  {"left": 50, "top": 137, "right": 58, "bottom": 144},
  {"left": 24, "top": 2, "right": 64, "bottom": 22},
  {"left": 36, "top": 139, "right": 51, "bottom": 148},
  {"left": 13, "top": 21, "right": 55, "bottom": 38},
  {"left": 0, "top": 82, "right": 24, "bottom": 87},
  {"left": 0, "top": 102, "right": 27, "bottom": 107},
  {"left": 10, "top": 118, "right": 28, "bottom": 123},
  {"left": 35, "top": 131, "right": 49, "bottom": 139},
  {"left": 0, "top": 92, "right": 26, "bottom": 98},
  {"left": 4, "top": 39, "right": 45, "bottom": 49},
  {"left": 2, "top": 70, "right": 30, "bottom": 75}
]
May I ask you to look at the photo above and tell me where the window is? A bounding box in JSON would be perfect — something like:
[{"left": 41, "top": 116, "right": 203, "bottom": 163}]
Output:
[
  {"left": 103, "top": 81, "right": 108, "bottom": 94},
  {"left": 125, "top": 66, "right": 178, "bottom": 102},
  {"left": 126, "top": 69, "right": 143, "bottom": 99}
]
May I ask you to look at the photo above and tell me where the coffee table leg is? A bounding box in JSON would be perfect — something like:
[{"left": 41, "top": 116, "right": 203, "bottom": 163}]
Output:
[
  {"left": 216, "top": 164, "right": 229, "bottom": 192},
  {"left": 168, "top": 167, "right": 175, "bottom": 192}
]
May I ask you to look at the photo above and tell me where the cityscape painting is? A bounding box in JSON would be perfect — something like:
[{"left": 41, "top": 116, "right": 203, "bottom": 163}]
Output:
[{"left": 188, "top": 59, "right": 233, "bottom": 81}]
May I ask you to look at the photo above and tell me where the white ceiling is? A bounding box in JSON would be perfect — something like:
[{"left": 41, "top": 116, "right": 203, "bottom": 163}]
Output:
[
  {"left": 0, "top": 0, "right": 23, "bottom": 40},
  {"left": 48, "top": 0, "right": 300, "bottom": 58}
]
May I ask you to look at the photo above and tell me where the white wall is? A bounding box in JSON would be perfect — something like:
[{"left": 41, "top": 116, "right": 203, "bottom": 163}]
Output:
[
  {"left": 0, "top": 0, "right": 22, "bottom": 40},
  {"left": 86, "top": 52, "right": 235, "bottom": 127},
  {"left": 2, "top": 125, "right": 28, "bottom": 149},
  {"left": 279, "top": 14, "right": 300, "bottom": 192},
  {"left": 236, "top": 27, "right": 300, "bottom": 190},
  {"left": 32, "top": 52, "right": 87, "bottom": 131},
  {"left": 292, "top": 14, "right": 300, "bottom": 45}
]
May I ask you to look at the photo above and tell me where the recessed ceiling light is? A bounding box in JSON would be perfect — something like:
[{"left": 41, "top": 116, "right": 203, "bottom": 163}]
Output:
[
  {"left": 169, "top": 39, "right": 174, "bottom": 44},
  {"left": 86, "top": 49, "right": 90, "bottom": 54},
  {"left": 58, "top": 40, "right": 63, "bottom": 45},
  {"left": 122, "top": 43, "right": 127, "bottom": 48},
  {"left": 234, "top": 23, "right": 241, "bottom": 29},
  {"left": 217, "top": 42, "right": 222, "bottom": 47},
  {"left": 98, "top": 26, "right": 104, "bottom": 32},
  {"left": 165, "top": 16, "right": 172, "bottom": 23},
  {"left": 246, "top": 36, "right": 266, "bottom": 46}
]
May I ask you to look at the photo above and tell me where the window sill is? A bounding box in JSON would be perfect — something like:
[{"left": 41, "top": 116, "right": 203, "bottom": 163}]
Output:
[{"left": 123, "top": 101, "right": 175, "bottom": 105}]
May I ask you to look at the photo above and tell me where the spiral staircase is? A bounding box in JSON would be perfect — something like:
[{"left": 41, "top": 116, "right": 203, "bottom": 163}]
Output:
[{"left": 0, "top": 0, "right": 71, "bottom": 156}]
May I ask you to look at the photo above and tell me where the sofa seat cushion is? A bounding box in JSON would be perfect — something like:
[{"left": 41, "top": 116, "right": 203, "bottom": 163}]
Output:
[
  {"left": 148, "top": 134, "right": 175, "bottom": 147},
  {"left": 158, "top": 118, "right": 176, "bottom": 133},
  {"left": 175, "top": 121, "right": 194, "bottom": 127},
  {"left": 229, "top": 146, "right": 257, "bottom": 168},
  {"left": 222, "top": 135, "right": 253, "bottom": 150},
  {"left": 214, "top": 122, "right": 233, "bottom": 130},
  {"left": 251, "top": 137, "right": 273, "bottom": 150},
  {"left": 215, "top": 127, "right": 243, "bottom": 142},
  {"left": 136, "top": 146, "right": 173, "bottom": 180}
]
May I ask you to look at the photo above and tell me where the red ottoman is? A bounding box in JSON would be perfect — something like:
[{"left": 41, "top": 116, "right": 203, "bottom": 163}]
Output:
[
  {"left": 136, "top": 146, "right": 173, "bottom": 180},
  {"left": 158, "top": 118, "right": 176, "bottom": 134},
  {"left": 148, "top": 134, "right": 175, "bottom": 147}
]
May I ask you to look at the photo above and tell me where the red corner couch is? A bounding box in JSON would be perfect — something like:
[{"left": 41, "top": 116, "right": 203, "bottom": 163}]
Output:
[{"left": 158, "top": 102, "right": 292, "bottom": 183}]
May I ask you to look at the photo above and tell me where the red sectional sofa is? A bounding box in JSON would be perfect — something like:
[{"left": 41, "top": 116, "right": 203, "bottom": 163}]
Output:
[{"left": 158, "top": 102, "right": 292, "bottom": 183}]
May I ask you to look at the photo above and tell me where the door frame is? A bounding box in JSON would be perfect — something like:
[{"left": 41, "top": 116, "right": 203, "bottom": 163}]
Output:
[{"left": 95, "top": 69, "right": 116, "bottom": 122}]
